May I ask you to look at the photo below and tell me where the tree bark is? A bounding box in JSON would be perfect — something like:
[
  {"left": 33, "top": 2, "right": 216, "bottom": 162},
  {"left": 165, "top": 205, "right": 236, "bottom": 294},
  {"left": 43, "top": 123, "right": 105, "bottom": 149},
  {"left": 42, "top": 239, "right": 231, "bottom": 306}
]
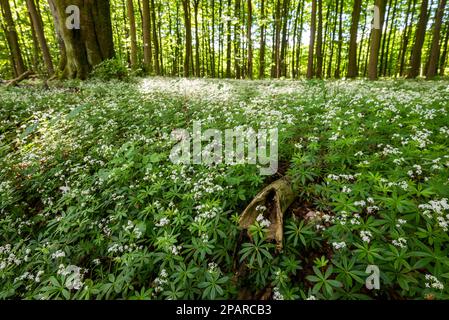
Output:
[
  {"left": 315, "top": 0, "right": 323, "bottom": 78},
  {"left": 439, "top": 20, "right": 449, "bottom": 76},
  {"left": 142, "top": 0, "right": 153, "bottom": 73},
  {"left": 182, "top": 0, "right": 193, "bottom": 77},
  {"left": 426, "top": 0, "right": 447, "bottom": 79},
  {"left": 347, "top": 0, "right": 362, "bottom": 78},
  {"left": 126, "top": 0, "right": 138, "bottom": 69},
  {"left": 26, "top": 0, "right": 54, "bottom": 76},
  {"left": 247, "top": 0, "right": 253, "bottom": 79},
  {"left": 0, "top": 0, "right": 26, "bottom": 77},
  {"left": 307, "top": 0, "right": 317, "bottom": 79},
  {"left": 368, "top": 0, "right": 386, "bottom": 80},
  {"left": 335, "top": 0, "right": 344, "bottom": 78},
  {"left": 259, "top": 0, "right": 266, "bottom": 79},
  {"left": 48, "top": 0, "right": 114, "bottom": 79},
  {"left": 407, "top": 0, "right": 429, "bottom": 78}
]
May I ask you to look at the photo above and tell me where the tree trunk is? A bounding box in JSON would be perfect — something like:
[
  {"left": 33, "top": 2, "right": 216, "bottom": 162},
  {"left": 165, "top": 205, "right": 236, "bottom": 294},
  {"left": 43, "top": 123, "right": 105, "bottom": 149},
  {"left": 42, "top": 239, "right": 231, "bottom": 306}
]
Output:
[
  {"left": 0, "top": 0, "right": 26, "bottom": 77},
  {"left": 126, "top": 0, "right": 138, "bottom": 69},
  {"left": 259, "top": 0, "right": 266, "bottom": 79},
  {"left": 315, "top": 0, "right": 323, "bottom": 78},
  {"left": 26, "top": 0, "right": 54, "bottom": 76},
  {"left": 347, "top": 0, "right": 362, "bottom": 78},
  {"left": 193, "top": 0, "right": 200, "bottom": 77},
  {"left": 307, "top": 0, "right": 317, "bottom": 79},
  {"left": 48, "top": 0, "right": 114, "bottom": 79},
  {"left": 142, "top": 0, "right": 153, "bottom": 73},
  {"left": 274, "top": 0, "right": 281, "bottom": 78},
  {"left": 182, "top": 0, "right": 193, "bottom": 77},
  {"left": 398, "top": 0, "right": 416, "bottom": 76},
  {"left": 150, "top": 0, "right": 160, "bottom": 75},
  {"left": 225, "top": 0, "right": 232, "bottom": 78},
  {"left": 247, "top": 0, "right": 253, "bottom": 79},
  {"left": 335, "top": 0, "right": 344, "bottom": 78},
  {"left": 439, "top": 20, "right": 449, "bottom": 76},
  {"left": 368, "top": 0, "right": 386, "bottom": 80},
  {"left": 426, "top": 0, "right": 447, "bottom": 79},
  {"left": 407, "top": 0, "right": 429, "bottom": 78}
]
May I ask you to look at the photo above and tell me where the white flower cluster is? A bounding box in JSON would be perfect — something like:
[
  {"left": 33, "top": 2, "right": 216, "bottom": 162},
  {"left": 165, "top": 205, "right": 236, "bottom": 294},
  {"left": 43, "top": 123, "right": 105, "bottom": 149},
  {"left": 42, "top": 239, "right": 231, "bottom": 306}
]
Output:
[
  {"left": 425, "top": 274, "right": 444, "bottom": 291},
  {"left": 123, "top": 220, "right": 143, "bottom": 239},
  {"left": 57, "top": 264, "right": 85, "bottom": 290},
  {"left": 155, "top": 217, "right": 170, "bottom": 227},
  {"left": 194, "top": 204, "right": 220, "bottom": 222},
  {"left": 396, "top": 219, "right": 407, "bottom": 228},
  {"left": 273, "top": 287, "right": 284, "bottom": 300},
  {"left": 256, "top": 214, "right": 271, "bottom": 228},
  {"left": 332, "top": 242, "right": 346, "bottom": 250},
  {"left": 0, "top": 244, "right": 22, "bottom": 270},
  {"left": 154, "top": 269, "right": 169, "bottom": 293},
  {"left": 392, "top": 238, "right": 407, "bottom": 249},
  {"left": 419, "top": 198, "right": 449, "bottom": 231},
  {"left": 51, "top": 250, "right": 66, "bottom": 259},
  {"left": 360, "top": 231, "right": 372, "bottom": 243},
  {"left": 407, "top": 164, "right": 423, "bottom": 178}
]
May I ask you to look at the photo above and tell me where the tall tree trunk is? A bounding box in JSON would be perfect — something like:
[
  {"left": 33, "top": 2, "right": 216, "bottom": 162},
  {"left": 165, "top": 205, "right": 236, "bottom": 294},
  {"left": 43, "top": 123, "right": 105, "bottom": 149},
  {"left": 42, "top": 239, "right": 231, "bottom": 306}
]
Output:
[
  {"left": 407, "top": 0, "right": 429, "bottom": 78},
  {"left": 182, "top": 0, "right": 193, "bottom": 77},
  {"left": 259, "top": 0, "right": 266, "bottom": 79},
  {"left": 368, "top": 0, "right": 387, "bottom": 80},
  {"left": 398, "top": 0, "right": 416, "bottom": 76},
  {"left": 26, "top": 0, "right": 54, "bottom": 75},
  {"left": 247, "top": 0, "right": 253, "bottom": 79},
  {"left": 335, "top": 0, "right": 344, "bottom": 78},
  {"left": 347, "top": 0, "right": 362, "bottom": 78},
  {"left": 225, "top": 0, "right": 232, "bottom": 78},
  {"left": 234, "top": 0, "right": 241, "bottom": 78},
  {"left": 193, "top": 0, "right": 200, "bottom": 77},
  {"left": 382, "top": 0, "right": 398, "bottom": 76},
  {"left": 142, "top": 0, "right": 153, "bottom": 73},
  {"left": 295, "top": 2, "right": 304, "bottom": 78},
  {"left": 274, "top": 0, "right": 281, "bottom": 78},
  {"left": 0, "top": 0, "right": 26, "bottom": 77},
  {"left": 315, "top": 0, "right": 323, "bottom": 78},
  {"left": 379, "top": 0, "right": 392, "bottom": 76},
  {"left": 280, "top": 0, "right": 290, "bottom": 77},
  {"left": 426, "top": 0, "right": 447, "bottom": 79},
  {"left": 307, "top": 0, "right": 317, "bottom": 79},
  {"left": 126, "top": 0, "right": 138, "bottom": 69},
  {"left": 327, "top": 0, "right": 338, "bottom": 78},
  {"left": 439, "top": 20, "right": 449, "bottom": 75},
  {"left": 150, "top": 0, "right": 160, "bottom": 74}
]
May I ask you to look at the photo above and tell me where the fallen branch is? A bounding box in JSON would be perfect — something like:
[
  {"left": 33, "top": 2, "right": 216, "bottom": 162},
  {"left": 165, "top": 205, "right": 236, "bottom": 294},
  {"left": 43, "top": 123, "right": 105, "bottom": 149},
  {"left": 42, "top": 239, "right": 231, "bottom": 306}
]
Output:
[
  {"left": 6, "top": 70, "right": 33, "bottom": 87},
  {"left": 239, "top": 177, "right": 295, "bottom": 251}
]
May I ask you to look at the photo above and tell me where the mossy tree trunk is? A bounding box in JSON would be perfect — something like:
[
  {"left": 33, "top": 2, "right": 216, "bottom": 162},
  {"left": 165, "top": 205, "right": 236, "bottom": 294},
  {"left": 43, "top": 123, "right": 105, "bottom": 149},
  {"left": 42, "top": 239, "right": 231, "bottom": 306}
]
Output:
[{"left": 48, "top": 0, "right": 115, "bottom": 79}]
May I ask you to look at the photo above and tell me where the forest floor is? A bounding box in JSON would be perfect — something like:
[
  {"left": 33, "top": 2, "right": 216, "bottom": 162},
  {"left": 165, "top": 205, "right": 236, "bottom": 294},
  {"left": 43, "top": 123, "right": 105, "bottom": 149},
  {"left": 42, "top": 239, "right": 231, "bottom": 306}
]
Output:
[{"left": 1, "top": 78, "right": 449, "bottom": 300}]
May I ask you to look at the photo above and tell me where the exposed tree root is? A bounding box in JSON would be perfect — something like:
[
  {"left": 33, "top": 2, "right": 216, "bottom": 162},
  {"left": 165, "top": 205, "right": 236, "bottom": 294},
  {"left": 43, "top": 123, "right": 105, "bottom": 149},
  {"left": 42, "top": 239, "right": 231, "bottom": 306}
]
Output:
[
  {"left": 239, "top": 177, "right": 296, "bottom": 251},
  {"left": 6, "top": 70, "right": 33, "bottom": 87}
]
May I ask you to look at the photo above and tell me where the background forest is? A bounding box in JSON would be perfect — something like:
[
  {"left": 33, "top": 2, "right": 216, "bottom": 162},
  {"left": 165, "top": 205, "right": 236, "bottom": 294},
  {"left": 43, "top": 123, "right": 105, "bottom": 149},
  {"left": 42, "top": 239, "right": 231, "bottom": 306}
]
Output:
[{"left": 0, "top": 0, "right": 448, "bottom": 81}]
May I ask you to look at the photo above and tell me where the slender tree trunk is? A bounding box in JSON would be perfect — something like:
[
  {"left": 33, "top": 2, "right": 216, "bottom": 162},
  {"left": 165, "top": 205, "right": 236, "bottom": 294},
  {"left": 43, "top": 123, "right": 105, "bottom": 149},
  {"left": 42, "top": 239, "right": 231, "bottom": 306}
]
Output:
[
  {"left": 407, "top": 0, "right": 429, "bottom": 78},
  {"left": 47, "top": 0, "right": 114, "bottom": 79},
  {"left": 426, "top": 0, "right": 447, "bottom": 79},
  {"left": 225, "top": 0, "right": 232, "bottom": 78},
  {"left": 247, "top": 0, "right": 253, "bottom": 79},
  {"left": 280, "top": 0, "right": 290, "bottom": 77},
  {"left": 327, "top": 0, "right": 338, "bottom": 78},
  {"left": 347, "top": 0, "right": 362, "bottom": 78},
  {"left": 296, "top": 2, "right": 304, "bottom": 77},
  {"left": 0, "top": 0, "right": 26, "bottom": 77},
  {"left": 193, "top": 0, "right": 200, "bottom": 77},
  {"left": 126, "top": 0, "right": 138, "bottom": 69},
  {"left": 439, "top": 20, "right": 449, "bottom": 75},
  {"left": 383, "top": 0, "right": 398, "bottom": 76},
  {"left": 150, "top": 0, "right": 160, "bottom": 74},
  {"left": 307, "top": 0, "right": 317, "bottom": 79},
  {"left": 26, "top": 0, "right": 54, "bottom": 75},
  {"left": 315, "top": 0, "right": 323, "bottom": 78},
  {"left": 259, "top": 0, "right": 266, "bottom": 79},
  {"left": 142, "top": 0, "right": 154, "bottom": 73},
  {"left": 274, "top": 0, "right": 281, "bottom": 78},
  {"left": 368, "top": 0, "right": 386, "bottom": 80},
  {"left": 379, "top": 0, "right": 392, "bottom": 76},
  {"left": 182, "top": 0, "right": 193, "bottom": 77},
  {"left": 398, "top": 0, "right": 416, "bottom": 76},
  {"left": 335, "top": 0, "right": 344, "bottom": 78}
]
